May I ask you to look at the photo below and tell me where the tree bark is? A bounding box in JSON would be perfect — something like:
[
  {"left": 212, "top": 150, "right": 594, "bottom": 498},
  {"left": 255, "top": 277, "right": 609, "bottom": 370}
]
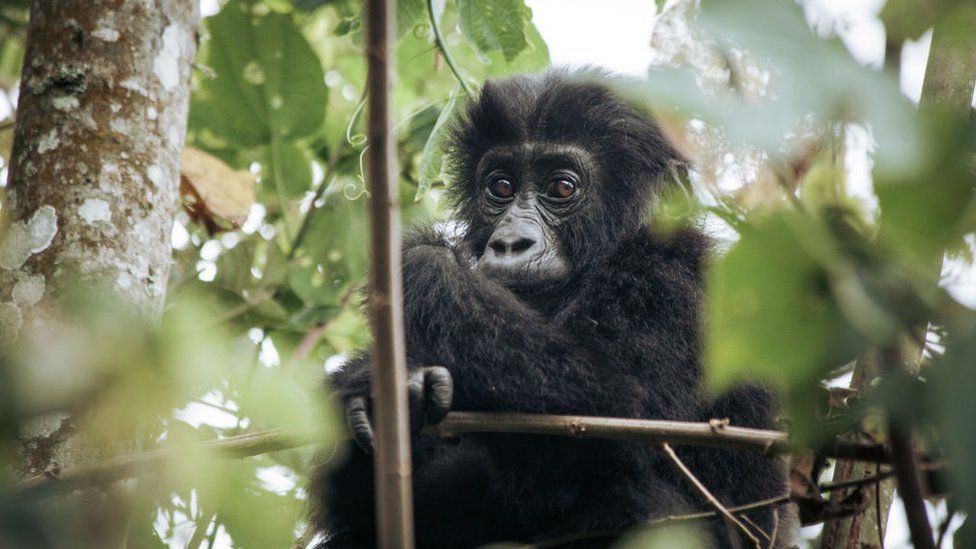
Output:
[
  {"left": 819, "top": 350, "right": 898, "bottom": 549},
  {"left": 0, "top": 0, "right": 198, "bottom": 543}
]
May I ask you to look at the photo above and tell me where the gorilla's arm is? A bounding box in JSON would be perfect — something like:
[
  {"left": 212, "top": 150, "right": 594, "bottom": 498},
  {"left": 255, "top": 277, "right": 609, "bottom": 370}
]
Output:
[{"left": 399, "top": 232, "right": 682, "bottom": 418}]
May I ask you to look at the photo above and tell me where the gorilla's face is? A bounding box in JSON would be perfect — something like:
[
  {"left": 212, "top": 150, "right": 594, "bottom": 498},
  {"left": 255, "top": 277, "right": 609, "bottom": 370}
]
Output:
[
  {"left": 450, "top": 73, "right": 685, "bottom": 292},
  {"left": 472, "top": 143, "right": 594, "bottom": 289}
]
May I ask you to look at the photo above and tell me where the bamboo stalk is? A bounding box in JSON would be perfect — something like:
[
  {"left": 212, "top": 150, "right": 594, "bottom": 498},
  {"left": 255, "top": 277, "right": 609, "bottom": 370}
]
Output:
[{"left": 363, "top": 0, "right": 415, "bottom": 546}]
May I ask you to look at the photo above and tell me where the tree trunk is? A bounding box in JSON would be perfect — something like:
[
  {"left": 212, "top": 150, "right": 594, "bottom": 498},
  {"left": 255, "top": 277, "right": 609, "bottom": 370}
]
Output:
[{"left": 0, "top": 0, "right": 198, "bottom": 543}]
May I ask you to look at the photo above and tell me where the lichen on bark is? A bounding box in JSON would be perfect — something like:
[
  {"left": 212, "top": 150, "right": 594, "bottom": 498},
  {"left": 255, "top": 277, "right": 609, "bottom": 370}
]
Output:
[
  {"left": 2, "top": 0, "right": 199, "bottom": 326},
  {"left": 0, "top": 0, "right": 200, "bottom": 542}
]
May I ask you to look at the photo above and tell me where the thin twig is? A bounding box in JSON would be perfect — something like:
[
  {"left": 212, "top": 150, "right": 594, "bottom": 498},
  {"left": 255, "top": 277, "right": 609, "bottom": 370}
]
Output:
[
  {"left": 876, "top": 459, "right": 885, "bottom": 548},
  {"left": 426, "top": 0, "right": 473, "bottom": 95},
  {"left": 659, "top": 442, "right": 761, "bottom": 548},
  {"left": 285, "top": 122, "right": 350, "bottom": 261},
  {"left": 291, "top": 283, "right": 362, "bottom": 360},
  {"left": 936, "top": 510, "right": 956, "bottom": 548},
  {"left": 532, "top": 469, "right": 903, "bottom": 548},
  {"left": 882, "top": 346, "right": 935, "bottom": 549}
]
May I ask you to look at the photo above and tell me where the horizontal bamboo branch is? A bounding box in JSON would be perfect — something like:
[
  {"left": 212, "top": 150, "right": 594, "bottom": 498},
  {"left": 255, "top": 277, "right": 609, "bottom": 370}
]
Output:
[
  {"left": 432, "top": 412, "right": 889, "bottom": 462},
  {"left": 16, "top": 412, "right": 892, "bottom": 498}
]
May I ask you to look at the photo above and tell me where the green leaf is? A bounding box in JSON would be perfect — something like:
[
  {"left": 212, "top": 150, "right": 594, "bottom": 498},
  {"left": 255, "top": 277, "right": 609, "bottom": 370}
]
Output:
[
  {"left": 416, "top": 93, "right": 458, "bottom": 200},
  {"left": 262, "top": 141, "right": 314, "bottom": 199},
  {"left": 457, "top": 0, "right": 532, "bottom": 62},
  {"left": 398, "top": 0, "right": 427, "bottom": 39},
  {"left": 875, "top": 114, "right": 976, "bottom": 264},
  {"left": 881, "top": 0, "right": 964, "bottom": 41},
  {"left": 705, "top": 212, "right": 853, "bottom": 390},
  {"left": 289, "top": 180, "right": 369, "bottom": 306},
  {"left": 197, "top": 460, "right": 303, "bottom": 549},
  {"left": 192, "top": 0, "right": 327, "bottom": 148}
]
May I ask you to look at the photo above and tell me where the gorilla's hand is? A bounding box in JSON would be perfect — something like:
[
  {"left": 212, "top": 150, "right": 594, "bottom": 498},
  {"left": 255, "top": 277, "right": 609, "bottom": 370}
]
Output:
[{"left": 345, "top": 366, "right": 454, "bottom": 453}]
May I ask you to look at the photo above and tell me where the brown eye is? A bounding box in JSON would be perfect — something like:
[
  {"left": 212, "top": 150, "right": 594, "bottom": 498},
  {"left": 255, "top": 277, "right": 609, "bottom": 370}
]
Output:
[
  {"left": 488, "top": 178, "right": 515, "bottom": 199},
  {"left": 546, "top": 179, "right": 576, "bottom": 199}
]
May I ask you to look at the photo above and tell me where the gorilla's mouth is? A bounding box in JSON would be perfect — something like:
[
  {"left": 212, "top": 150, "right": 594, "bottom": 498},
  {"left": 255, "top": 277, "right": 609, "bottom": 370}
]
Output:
[{"left": 474, "top": 245, "right": 570, "bottom": 289}]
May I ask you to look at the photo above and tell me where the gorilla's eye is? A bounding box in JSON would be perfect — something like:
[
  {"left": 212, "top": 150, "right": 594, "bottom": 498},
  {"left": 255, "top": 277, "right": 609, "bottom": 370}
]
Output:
[
  {"left": 487, "top": 178, "right": 515, "bottom": 199},
  {"left": 546, "top": 179, "right": 576, "bottom": 199}
]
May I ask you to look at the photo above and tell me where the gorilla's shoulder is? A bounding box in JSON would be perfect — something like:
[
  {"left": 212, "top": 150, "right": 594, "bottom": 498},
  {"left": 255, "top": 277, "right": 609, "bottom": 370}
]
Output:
[{"left": 607, "top": 226, "right": 711, "bottom": 282}]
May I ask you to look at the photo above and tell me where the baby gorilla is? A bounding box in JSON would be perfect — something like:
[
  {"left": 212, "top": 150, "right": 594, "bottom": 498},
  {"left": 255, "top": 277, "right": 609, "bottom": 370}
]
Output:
[{"left": 310, "top": 72, "right": 794, "bottom": 548}]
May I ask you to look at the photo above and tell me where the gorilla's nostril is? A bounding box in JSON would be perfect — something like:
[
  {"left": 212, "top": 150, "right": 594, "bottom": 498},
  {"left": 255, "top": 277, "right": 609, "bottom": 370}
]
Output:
[
  {"left": 510, "top": 238, "right": 535, "bottom": 254},
  {"left": 488, "top": 239, "right": 508, "bottom": 255}
]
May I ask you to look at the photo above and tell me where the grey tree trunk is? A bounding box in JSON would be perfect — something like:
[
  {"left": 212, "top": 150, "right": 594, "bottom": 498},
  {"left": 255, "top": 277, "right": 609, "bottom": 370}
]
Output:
[{"left": 0, "top": 0, "right": 198, "bottom": 543}]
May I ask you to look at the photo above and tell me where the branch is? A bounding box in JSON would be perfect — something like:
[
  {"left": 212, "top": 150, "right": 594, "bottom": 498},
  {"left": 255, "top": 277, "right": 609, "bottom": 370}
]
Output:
[
  {"left": 431, "top": 412, "right": 890, "bottom": 462},
  {"left": 882, "top": 346, "right": 935, "bottom": 549},
  {"left": 533, "top": 470, "right": 902, "bottom": 548},
  {"left": 17, "top": 428, "right": 311, "bottom": 498},
  {"left": 659, "top": 442, "right": 762, "bottom": 548},
  {"left": 426, "top": 0, "right": 474, "bottom": 95},
  {"left": 16, "top": 412, "right": 896, "bottom": 499}
]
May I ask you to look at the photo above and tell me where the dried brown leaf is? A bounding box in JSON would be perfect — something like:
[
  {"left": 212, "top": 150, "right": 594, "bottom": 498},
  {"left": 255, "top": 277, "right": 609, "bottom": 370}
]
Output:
[{"left": 180, "top": 147, "right": 255, "bottom": 234}]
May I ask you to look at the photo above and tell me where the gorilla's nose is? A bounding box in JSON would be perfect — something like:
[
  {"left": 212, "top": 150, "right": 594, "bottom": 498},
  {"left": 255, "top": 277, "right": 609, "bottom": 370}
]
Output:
[
  {"left": 488, "top": 233, "right": 536, "bottom": 256},
  {"left": 480, "top": 223, "right": 545, "bottom": 272}
]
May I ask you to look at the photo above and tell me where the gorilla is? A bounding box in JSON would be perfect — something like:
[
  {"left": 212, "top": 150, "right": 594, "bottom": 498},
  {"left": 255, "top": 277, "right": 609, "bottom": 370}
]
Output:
[{"left": 309, "top": 72, "right": 795, "bottom": 548}]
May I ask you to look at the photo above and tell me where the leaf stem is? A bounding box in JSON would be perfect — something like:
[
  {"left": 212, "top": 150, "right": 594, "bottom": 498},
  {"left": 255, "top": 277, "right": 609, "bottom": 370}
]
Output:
[{"left": 426, "top": 0, "right": 474, "bottom": 96}]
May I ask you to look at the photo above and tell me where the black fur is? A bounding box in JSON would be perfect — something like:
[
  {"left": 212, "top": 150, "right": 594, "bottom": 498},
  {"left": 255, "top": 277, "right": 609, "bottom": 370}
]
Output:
[{"left": 309, "top": 72, "right": 794, "bottom": 548}]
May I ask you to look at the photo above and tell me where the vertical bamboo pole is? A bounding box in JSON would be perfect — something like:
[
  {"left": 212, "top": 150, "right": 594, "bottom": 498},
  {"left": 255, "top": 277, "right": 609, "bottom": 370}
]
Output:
[{"left": 364, "top": 0, "right": 416, "bottom": 547}]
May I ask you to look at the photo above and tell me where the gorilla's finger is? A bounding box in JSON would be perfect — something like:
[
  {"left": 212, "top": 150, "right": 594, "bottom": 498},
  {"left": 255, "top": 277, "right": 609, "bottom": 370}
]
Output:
[
  {"left": 345, "top": 397, "right": 374, "bottom": 453},
  {"left": 423, "top": 366, "right": 453, "bottom": 424},
  {"left": 408, "top": 370, "right": 426, "bottom": 433}
]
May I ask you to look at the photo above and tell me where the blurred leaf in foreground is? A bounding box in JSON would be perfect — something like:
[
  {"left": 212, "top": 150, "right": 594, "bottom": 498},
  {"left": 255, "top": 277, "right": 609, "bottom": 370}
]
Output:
[{"left": 706, "top": 212, "right": 854, "bottom": 392}]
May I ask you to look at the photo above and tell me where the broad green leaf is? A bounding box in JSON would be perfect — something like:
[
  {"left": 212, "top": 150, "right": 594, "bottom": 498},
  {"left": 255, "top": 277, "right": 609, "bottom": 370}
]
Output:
[
  {"left": 262, "top": 140, "right": 314, "bottom": 199},
  {"left": 192, "top": 0, "right": 327, "bottom": 148},
  {"left": 458, "top": 0, "right": 532, "bottom": 62},
  {"left": 706, "top": 212, "right": 852, "bottom": 390},
  {"left": 875, "top": 114, "right": 976, "bottom": 264},
  {"left": 416, "top": 93, "right": 458, "bottom": 200}
]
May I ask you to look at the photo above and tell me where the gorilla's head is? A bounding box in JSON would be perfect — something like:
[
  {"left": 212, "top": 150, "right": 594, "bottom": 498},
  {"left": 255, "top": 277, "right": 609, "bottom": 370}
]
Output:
[{"left": 447, "top": 71, "right": 685, "bottom": 292}]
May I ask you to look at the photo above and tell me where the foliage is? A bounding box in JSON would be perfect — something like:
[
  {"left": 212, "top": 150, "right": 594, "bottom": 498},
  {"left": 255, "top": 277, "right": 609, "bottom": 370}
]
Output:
[
  {"left": 1, "top": 0, "right": 549, "bottom": 546},
  {"left": 1, "top": 0, "right": 975, "bottom": 547}
]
